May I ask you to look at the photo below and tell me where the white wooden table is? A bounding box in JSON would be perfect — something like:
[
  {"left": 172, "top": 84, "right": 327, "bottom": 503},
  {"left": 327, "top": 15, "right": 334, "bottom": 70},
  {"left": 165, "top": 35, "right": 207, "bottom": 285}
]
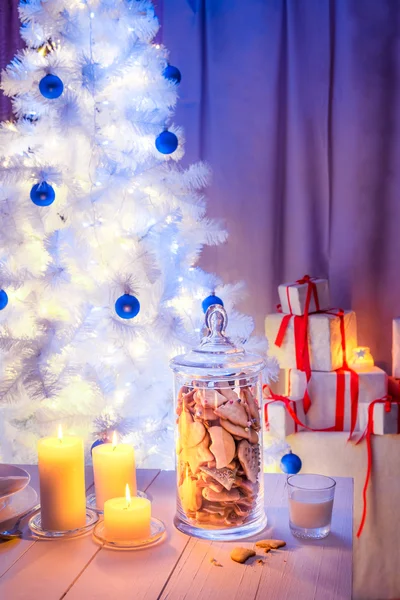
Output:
[{"left": 0, "top": 468, "right": 353, "bottom": 600}]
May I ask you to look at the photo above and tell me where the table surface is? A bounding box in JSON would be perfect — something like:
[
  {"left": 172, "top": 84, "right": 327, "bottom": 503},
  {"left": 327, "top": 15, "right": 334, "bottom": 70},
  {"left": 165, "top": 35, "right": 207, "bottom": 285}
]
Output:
[{"left": 0, "top": 468, "right": 353, "bottom": 600}]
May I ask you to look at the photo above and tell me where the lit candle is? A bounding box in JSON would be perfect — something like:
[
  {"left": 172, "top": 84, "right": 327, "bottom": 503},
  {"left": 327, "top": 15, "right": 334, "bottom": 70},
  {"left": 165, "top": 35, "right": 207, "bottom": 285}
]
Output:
[
  {"left": 92, "top": 431, "right": 137, "bottom": 510},
  {"left": 38, "top": 426, "right": 86, "bottom": 531},
  {"left": 351, "top": 346, "right": 374, "bottom": 370},
  {"left": 104, "top": 484, "right": 151, "bottom": 541}
]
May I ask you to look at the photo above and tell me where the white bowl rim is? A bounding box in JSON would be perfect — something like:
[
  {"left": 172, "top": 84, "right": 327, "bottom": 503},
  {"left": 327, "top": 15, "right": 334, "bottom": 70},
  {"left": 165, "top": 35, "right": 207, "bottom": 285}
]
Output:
[{"left": 0, "top": 464, "right": 31, "bottom": 501}]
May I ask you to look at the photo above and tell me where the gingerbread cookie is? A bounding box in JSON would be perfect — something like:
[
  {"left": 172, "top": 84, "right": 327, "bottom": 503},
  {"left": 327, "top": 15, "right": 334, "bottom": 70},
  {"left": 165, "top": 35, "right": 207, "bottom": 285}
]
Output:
[
  {"left": 218, "top": 387, "right": 239, "bottom": 402},
  {"left": 240, "top": 388, "right": 260, "bottom": 430},
  {"left": 237, "top": 440, "right": 260, "bottom": 483},
  {"left": 194, "top": 406, "right": 218, "bottom": 421},
  {"left": 181, "top": 432, "right": 214, "bottom": 473},
  {"left": 179, "top": 409, "right": 207, "bottom": 448},
  {"left": 208, "top": 426, "right": 236, "bottom": 469},
  {"left": 220, "top": 419, "right": 259, "bottom": 444},
  {"left": 195, "top": 389, "right": 227, "bottom": 408},
  {"left": 255, "top": 539, "right": 286, "bottom": 550},
  {"left": 230, "top": 548, "right": 256, "bottom": 564},
  {"left": 202, "top": 487, "right": 241, "bottom": 502},
  {"left": 214, "top": 400, "right": 248, "bottom": 427},
  {"left": 200, "top": 466, "right": 237, "bottom": 491}
]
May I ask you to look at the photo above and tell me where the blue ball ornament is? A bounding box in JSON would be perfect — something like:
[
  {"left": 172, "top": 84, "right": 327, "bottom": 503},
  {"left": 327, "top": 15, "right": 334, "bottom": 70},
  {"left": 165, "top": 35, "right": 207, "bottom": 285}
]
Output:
[
  {"left": 155, "top": 130, "right": 178, "bottom": 155},
  {"left": 0, "top": 290, "right": 8, "bottom": 311},
  {"left": 280, "top": 451, "right": 302, "bottom": 475},
  {"left": 91, "top": 439, "right": 105, "bottom": 455},
  {"left": 30, "top": 182, "right": 55, "bottom": 207},
  {"left": 115, "top": 294, "right": 140, "bottom": 319},
  {"left": 39, "top": 74, "right": 64, "bottom": 99},
  {"left": 163, "top": 64, "right": 181, "bottom": 84},
  {"left": 202, "top": 293, "right": 224, "bottom": 314}
]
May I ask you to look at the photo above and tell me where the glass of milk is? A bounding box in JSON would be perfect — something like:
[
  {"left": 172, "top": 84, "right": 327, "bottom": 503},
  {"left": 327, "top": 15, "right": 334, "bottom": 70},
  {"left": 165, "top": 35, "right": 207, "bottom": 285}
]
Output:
[{"left": 287, "top": 474, "right": 336, "bottom": 539}]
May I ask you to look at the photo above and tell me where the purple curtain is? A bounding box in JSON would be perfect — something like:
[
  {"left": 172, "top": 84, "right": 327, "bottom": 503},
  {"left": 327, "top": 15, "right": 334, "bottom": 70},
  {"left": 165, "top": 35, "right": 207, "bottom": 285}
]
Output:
[
  {"left": 0, "top": 0, "right": 23, "bottom": 121},
  {"left": 2, "top": 0, "right": 400, "bottom": 371}
]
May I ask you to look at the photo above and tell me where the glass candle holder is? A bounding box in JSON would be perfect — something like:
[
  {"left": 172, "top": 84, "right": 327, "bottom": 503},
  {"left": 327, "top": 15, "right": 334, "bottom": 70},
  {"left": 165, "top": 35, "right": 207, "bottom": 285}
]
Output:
[{"left": 287, "top": 474, "right": 336, "bottom": 540}]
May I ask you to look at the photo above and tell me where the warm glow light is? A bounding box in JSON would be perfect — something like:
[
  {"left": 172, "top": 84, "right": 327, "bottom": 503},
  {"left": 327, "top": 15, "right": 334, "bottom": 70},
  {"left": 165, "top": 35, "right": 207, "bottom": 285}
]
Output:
[
  {"left": 58, "top": 424, "right": 63, "bottom": 442},
  {"left": 112, "top": 431, "right": 118, "bottom": 448},
  {"left": 352, "top": 346, "right": 374, "bottom": 369},
  {"left": 125, "top": 483, "right": 131, "bottom": 507}
]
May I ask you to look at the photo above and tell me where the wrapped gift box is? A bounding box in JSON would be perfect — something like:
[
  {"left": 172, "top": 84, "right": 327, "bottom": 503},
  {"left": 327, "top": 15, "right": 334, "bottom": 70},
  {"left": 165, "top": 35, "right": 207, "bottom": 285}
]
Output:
[
  {"left": 358, "top": 401, "right": 400, "bottom": 435},
  {"left": 264, "top": 396, "right": 305, "bottom": 436},
  {"left": 278, "top": 277, "right": 330, "bottom": 316},
  {"left": 265, "top": 310, "right": 357, "bottom": 372},
  {"left": 392, "top": 318, "right": 400, "bottom": 378},
  {"left": 290, "top": 367, "right": 388, "bottom": 431}
]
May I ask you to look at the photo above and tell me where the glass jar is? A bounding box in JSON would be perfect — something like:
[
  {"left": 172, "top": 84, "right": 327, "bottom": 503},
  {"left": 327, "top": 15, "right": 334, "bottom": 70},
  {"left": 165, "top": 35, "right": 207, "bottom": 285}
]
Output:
[{"left": 170, "top": 304, "right": 267, "bottom": 540}]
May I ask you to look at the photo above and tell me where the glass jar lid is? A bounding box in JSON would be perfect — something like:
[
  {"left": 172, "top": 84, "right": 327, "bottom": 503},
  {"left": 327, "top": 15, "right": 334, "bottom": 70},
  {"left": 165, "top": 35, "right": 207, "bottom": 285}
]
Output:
[{"left": 170, "top": 304, "right": 265, "bottom": 381}]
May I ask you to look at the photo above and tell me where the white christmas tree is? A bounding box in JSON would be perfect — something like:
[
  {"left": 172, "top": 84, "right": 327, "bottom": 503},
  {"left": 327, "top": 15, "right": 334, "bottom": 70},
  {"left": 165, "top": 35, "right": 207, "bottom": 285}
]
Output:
[{"left": 0, "top": 0, "right": 275, "bottom": 467}]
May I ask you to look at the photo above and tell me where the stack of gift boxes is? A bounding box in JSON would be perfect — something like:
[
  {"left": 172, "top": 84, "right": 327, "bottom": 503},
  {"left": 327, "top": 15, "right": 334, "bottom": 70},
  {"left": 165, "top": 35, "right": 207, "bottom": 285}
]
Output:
[{"left": 264, "top": 276, "right": 400, "bottom": 439}]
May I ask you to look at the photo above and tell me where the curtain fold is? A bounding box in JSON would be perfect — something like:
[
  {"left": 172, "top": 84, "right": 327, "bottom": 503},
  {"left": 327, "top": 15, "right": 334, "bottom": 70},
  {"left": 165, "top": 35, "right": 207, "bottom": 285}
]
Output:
[
  {"left": 0, "top": 0, "right": 23, "bottom": 122},
  {"left": 161, "top": 0, "right": 400, "bottom": 372}
]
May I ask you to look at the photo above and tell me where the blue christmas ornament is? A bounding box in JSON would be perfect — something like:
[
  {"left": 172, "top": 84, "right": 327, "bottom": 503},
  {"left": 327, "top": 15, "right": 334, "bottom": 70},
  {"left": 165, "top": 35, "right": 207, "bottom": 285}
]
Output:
[
  {"left": 30, "top": 182, "right": 55, "bottom": 207},
  {"left": 155, "top": 130, "right": 178, "bottom": 155},
  {"left": 163, "top": 64, "right": 181, "bottom": 84},
  {"left": 0, "top": 290, "right": 8, "bottom": 310},
  {"left": 91, "top": 439, "right": 105, "bottom": 455},
  {"left": 202, "top": 293, "right": 224, "bottom": 314},
  {"left": 280, "top": 451, "right": 302, "bottom": 475},
  {"left": 39, "top": 74, "right": 64, "bottom": 99},
  {"left": 115, "top": 294, "right": 140, "bottom": 319}
]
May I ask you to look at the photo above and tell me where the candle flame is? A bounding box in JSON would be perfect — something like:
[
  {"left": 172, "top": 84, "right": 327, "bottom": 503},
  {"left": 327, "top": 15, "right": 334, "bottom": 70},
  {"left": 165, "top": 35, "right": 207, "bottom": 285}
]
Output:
[
  {"left": 125, "top": 483, "right": 131, "bottom": 508},
  {"left": 112, "top": 430, "right": 118, "bottom": 449},
  {"left": 58, "top": 424, "right": 63, "bottom": 442}
]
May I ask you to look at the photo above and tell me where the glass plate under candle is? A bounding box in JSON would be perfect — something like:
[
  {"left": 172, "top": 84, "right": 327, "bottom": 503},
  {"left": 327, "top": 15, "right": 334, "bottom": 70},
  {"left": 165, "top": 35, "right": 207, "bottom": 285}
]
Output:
[
  {"left": 28, "top": 508, "right": 98, "bottom": 539},
  {"left": 92, "top": 517, "right": 166, "bottom": 550},
  {"left": 86, "top": 490, "right": 148, "bottom": 515}
]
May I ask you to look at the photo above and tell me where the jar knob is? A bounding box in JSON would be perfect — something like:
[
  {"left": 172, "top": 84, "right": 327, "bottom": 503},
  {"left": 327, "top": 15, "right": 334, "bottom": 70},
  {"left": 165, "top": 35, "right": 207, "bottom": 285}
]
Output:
[{"left": 201, "top": 304, "right": 234, "bottom": 349}]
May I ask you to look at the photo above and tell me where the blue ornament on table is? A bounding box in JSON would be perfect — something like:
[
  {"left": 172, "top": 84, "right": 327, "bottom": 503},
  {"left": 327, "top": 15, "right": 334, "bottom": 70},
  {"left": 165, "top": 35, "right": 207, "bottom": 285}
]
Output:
[
  {"left": 115, "top": 293, "right": 140, "bottom": 319},
  {"left": 39, "top": 74, "right": 64, "bottom": 99},
  {"left": 30, "top": 181, "right": 55, "bottom": 207},
  {"left": 155, "top": 130, "right": 178, "bottom": 155},
  {"left": 163, "top": 64, "right": 181, "bottom": 84},
  {"left": 91, "top": 439, "right": 105, "bottom": 455},
  {"left": 280, "top": 451, "right": 302, "bottom": 475},
  {"left": 0, "top": 290, "right": 8, "bottom": 311},
  {"left": 202, "top": 293, "right": 224, "bottom": 314}
]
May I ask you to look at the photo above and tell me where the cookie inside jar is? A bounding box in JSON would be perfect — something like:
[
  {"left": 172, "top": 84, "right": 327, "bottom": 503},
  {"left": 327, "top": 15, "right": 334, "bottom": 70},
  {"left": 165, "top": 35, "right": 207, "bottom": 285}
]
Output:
[{"left": 176, "top": 382, "right": 262, "bottom": 529}]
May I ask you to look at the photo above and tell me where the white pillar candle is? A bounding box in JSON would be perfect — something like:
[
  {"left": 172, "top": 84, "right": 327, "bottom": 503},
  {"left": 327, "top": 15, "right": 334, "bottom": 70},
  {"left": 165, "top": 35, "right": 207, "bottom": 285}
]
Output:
[
  {"left": 92, "top": 432, "right": 137, "bottom": 510},
  {"left": 38, "top": 426, "right": 86, "bottom": 531},
  {"left": 104, "top": 484, "right": 151, "bottom": 541}
]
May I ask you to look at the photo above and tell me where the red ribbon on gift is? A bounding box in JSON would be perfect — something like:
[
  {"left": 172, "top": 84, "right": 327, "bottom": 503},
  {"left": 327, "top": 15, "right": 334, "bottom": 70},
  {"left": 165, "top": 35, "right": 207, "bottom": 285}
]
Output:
[
  {"left": 263, "top": 386, "right": 337, "bottom": 433},
  {"left": 286, "top": 275, "right": 321, "bottom": 315},
  {"left": 323, "top": 309, "right": 360, "bottom": 437},
  {"left": 275, "top": 276, "right": 316, "bottom": 413},
  {"left": 355, "top": 396, "right": 400, "bottom": 537}
]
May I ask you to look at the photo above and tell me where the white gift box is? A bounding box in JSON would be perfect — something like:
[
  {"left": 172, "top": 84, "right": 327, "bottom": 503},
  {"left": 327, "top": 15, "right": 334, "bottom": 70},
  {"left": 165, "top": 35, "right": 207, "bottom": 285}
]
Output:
[
  {"left": 358, "top": 401, "right": 400, "bottom": 435},
  {"left": 264, "top": 396, "right": 305, "bottom": 436},
  {"left": 265, "top": 310, "right": 357, "bottom": 372},
  {"left": 392, "top": 318, "right": 400, "bottom": 378},
  {"left": 289, "top": 367, "right": 388, "bottom": 432},
  {"left": 278, "top": 278, "right": 330, "bottom": 316}
]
